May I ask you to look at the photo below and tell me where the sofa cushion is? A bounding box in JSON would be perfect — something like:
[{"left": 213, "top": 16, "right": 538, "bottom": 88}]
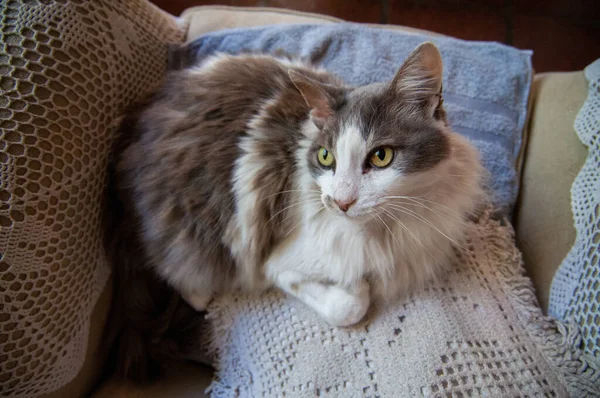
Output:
[
  {"left": 513, "top": 72, "right": 588, "bottom": 312},
  {"left": 181, "top": 5, "right": 442, "bottom": 44},
  {"left": 42, "top": 282, "right": 112, "bottom": 398},
  {"left": 182, "top": 5, "right": 337, "bottom": 41}
]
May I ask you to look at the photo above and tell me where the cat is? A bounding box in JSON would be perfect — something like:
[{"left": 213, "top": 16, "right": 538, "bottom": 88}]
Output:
[{"left": 106, "top": 42, "right": 484, "bottom": 380}]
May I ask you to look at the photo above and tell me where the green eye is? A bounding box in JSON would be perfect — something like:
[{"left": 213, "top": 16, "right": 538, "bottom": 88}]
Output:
[
  {"left": 370, "top": 147, "right": 394, "bottom": 168},
  {"left": 317, "top": 147, "right": 335, "bottom": 167}
]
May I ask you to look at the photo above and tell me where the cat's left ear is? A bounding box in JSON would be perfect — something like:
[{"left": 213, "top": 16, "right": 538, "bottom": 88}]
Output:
[
  {"left": 289, "top": 70, "right": 339, "bottom": 129},
  {"left": 390, "top": 42, "right": 444, "bottom": 117}
]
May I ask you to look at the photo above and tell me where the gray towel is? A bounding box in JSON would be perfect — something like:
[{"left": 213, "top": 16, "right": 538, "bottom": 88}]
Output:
[{"left": 186, "top": 23, "right": 533, "bottom": 215}]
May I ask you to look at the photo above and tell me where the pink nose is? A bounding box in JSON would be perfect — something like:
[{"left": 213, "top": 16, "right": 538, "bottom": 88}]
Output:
[{"left": 334, "top": 199, "right": 356, "bottom": 212}]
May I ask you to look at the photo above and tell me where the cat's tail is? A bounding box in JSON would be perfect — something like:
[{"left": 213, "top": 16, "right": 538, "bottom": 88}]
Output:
[{"left": 100, "top": 101, "right": 204, "bottom": 383}]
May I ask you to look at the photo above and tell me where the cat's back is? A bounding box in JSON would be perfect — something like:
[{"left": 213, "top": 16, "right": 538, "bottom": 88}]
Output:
[
  {"left": 115, "top": 54, "right": 337, "bottom": 286},
  {"left": 121, "top": 54, "right": 306, "bottom": 191},
  {"left": 158, "top": 54, "right": 317, "bottom": 122},
  {"left": 129, "top": 54, "right": 333, "bottom": 154},
  {"left": 122, "top": 53, "right": 341, "bottom": 197}
]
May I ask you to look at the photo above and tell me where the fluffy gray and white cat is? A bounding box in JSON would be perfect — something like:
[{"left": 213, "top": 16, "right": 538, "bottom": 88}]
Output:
[{"left": 108, "top": 42, "right": 483, "bottom": 378}]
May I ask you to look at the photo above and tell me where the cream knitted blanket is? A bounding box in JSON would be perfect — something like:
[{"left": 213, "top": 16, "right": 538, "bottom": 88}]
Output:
[{"left": 205, "top": 212, "right": 599, "bottom": 397}]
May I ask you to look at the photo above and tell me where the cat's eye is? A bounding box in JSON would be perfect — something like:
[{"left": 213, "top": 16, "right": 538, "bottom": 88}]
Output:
[
  {"left": 369, "top": 147, "right": 394, "bottom": 168},
  {"left": 317, "top": 147, "right": 335, "bottom": 167}
]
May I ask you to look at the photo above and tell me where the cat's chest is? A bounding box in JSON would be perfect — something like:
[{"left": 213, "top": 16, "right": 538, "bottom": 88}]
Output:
[{"left": 303, "top": 215, "right": 396, "bottom": 285}]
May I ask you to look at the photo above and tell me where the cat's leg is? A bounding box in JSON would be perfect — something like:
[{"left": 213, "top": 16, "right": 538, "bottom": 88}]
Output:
[
  {"left": 180, "top": 289, "right": 212, "bottom": 311},
  {"left": 273, "top": 270, "right": 370, "bottom": 327},
  {"left": 168, "top": 265, "right": 218, "bottom": 312}
]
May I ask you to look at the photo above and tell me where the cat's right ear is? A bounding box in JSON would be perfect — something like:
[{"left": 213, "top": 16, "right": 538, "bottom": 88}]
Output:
[
  {"left": 288, "top": 70, "right": 336, "bottom": 129},
  {"left": 390, "top": 42, "right": 443, "bottom": 116}
]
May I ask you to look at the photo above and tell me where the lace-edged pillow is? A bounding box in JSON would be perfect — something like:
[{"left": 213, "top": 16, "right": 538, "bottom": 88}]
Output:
[{"left": 0, "top": 1, "right": 183, "bottom": 396}]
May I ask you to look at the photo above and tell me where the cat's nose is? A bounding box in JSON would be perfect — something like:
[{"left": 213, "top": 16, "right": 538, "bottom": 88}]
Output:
[{"left": 334, "top": 198, "right": 356, "bottom": 212}]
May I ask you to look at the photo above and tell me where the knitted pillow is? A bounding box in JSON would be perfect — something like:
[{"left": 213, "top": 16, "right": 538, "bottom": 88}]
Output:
[
  {"left": 549, "top": 59, "right": 600, "bottom": 360},
  {"left": 204, "top": 212, "right": 599, "bottom": 397},
  {"left": 0, "top": 1, "right": 183, "bottom": 396}
]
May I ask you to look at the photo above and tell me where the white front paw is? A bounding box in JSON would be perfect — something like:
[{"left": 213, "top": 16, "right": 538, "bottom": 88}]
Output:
[{"left": 320, "top": 283, "right": 370, "bottom": 327}]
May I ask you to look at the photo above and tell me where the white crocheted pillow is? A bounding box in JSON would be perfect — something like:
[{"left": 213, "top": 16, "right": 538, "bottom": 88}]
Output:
[
  {"left": 0, "top": 1, "right": 183, "bottom": 396},
  {"left": 549, "top": 59, "right": 600, "bottom": 361},
  {"left": 204, "top": 212, "right": 598, "bottom": 397}
]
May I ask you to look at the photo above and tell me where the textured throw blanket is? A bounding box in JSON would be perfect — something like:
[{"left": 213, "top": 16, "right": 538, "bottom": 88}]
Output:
[
  {"left": 185, "top": 23, "right": 533, "bottom": 215},
  {"left": 204, "top": 211, "right": 598, "bottom": 397}
]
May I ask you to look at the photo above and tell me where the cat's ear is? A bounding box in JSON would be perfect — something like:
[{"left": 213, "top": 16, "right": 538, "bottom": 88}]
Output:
[
  {"left": 390, "top": 42, "right": 443, "bottom": 116},
  {"left": 289, "top": 70, "right": 337, "bottom": 129}
]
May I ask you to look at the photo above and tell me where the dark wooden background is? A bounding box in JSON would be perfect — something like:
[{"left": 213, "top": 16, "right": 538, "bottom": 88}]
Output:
[{"left": 150, "top": 0, "right": 599, "bottom": 73}]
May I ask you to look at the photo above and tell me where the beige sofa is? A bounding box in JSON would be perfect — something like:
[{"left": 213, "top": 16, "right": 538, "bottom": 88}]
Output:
[
  {"left": 95, "top": 6, "right": 587, "bottom": 397},
  {"left": 3, "top": 4, "right": 586, "bottom": 398}
]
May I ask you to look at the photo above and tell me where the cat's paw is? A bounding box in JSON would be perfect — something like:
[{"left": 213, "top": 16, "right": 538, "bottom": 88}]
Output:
[
  {"left": 181, "top": 291, "right": 212, "bottom": 311},
  {"left": 320, "top": 282, "right": 370, "bottom": 327}
]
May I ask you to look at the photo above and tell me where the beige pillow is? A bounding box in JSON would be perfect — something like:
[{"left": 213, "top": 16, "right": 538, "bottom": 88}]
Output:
[
  {"left": 0, "top": 1, "right": 183, "bottom": 396},
  {"left": 548, "top": 60, "right": 600, "bottom": 359},
  {"left": 514, "top": 72, "right": 588, "bottom": 312}
]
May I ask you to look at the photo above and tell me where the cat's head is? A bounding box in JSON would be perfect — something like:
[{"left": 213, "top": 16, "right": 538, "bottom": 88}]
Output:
[{"left": 291, "top": 42, "right": 454, "bottom": 220}]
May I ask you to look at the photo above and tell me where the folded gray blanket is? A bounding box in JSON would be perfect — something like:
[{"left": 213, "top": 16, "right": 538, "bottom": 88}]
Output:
[{"left": 185, "top": 23, "right": 533, "bottom": 215}]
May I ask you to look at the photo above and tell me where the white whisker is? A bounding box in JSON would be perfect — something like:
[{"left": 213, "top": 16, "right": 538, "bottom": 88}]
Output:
[
  {"left": 379, "top": 206, "right": 439, "bottom": 262},
  {"left": 266, "top": 198, "right": 322, "bottom": 225},
  {"left": 385, "top": 203, "right": 467, "bottom": 250},
  {"left": 276, "top": 197, "right": 324, "bottom": 226},
  {"left": 386, "top": 197, "right": 463, "bottom": 224},
  {"left": 371, "top": 210, "right": 400, "bottom": 248},
  {"left": 285, "top": 206, "right": 325, "bottom": 237},
  {"left": 383, "top": 195, "right": 463, "bottom": 218},
  {"left": 260, "top": 189, "right": 322, "bottom": 202}
]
